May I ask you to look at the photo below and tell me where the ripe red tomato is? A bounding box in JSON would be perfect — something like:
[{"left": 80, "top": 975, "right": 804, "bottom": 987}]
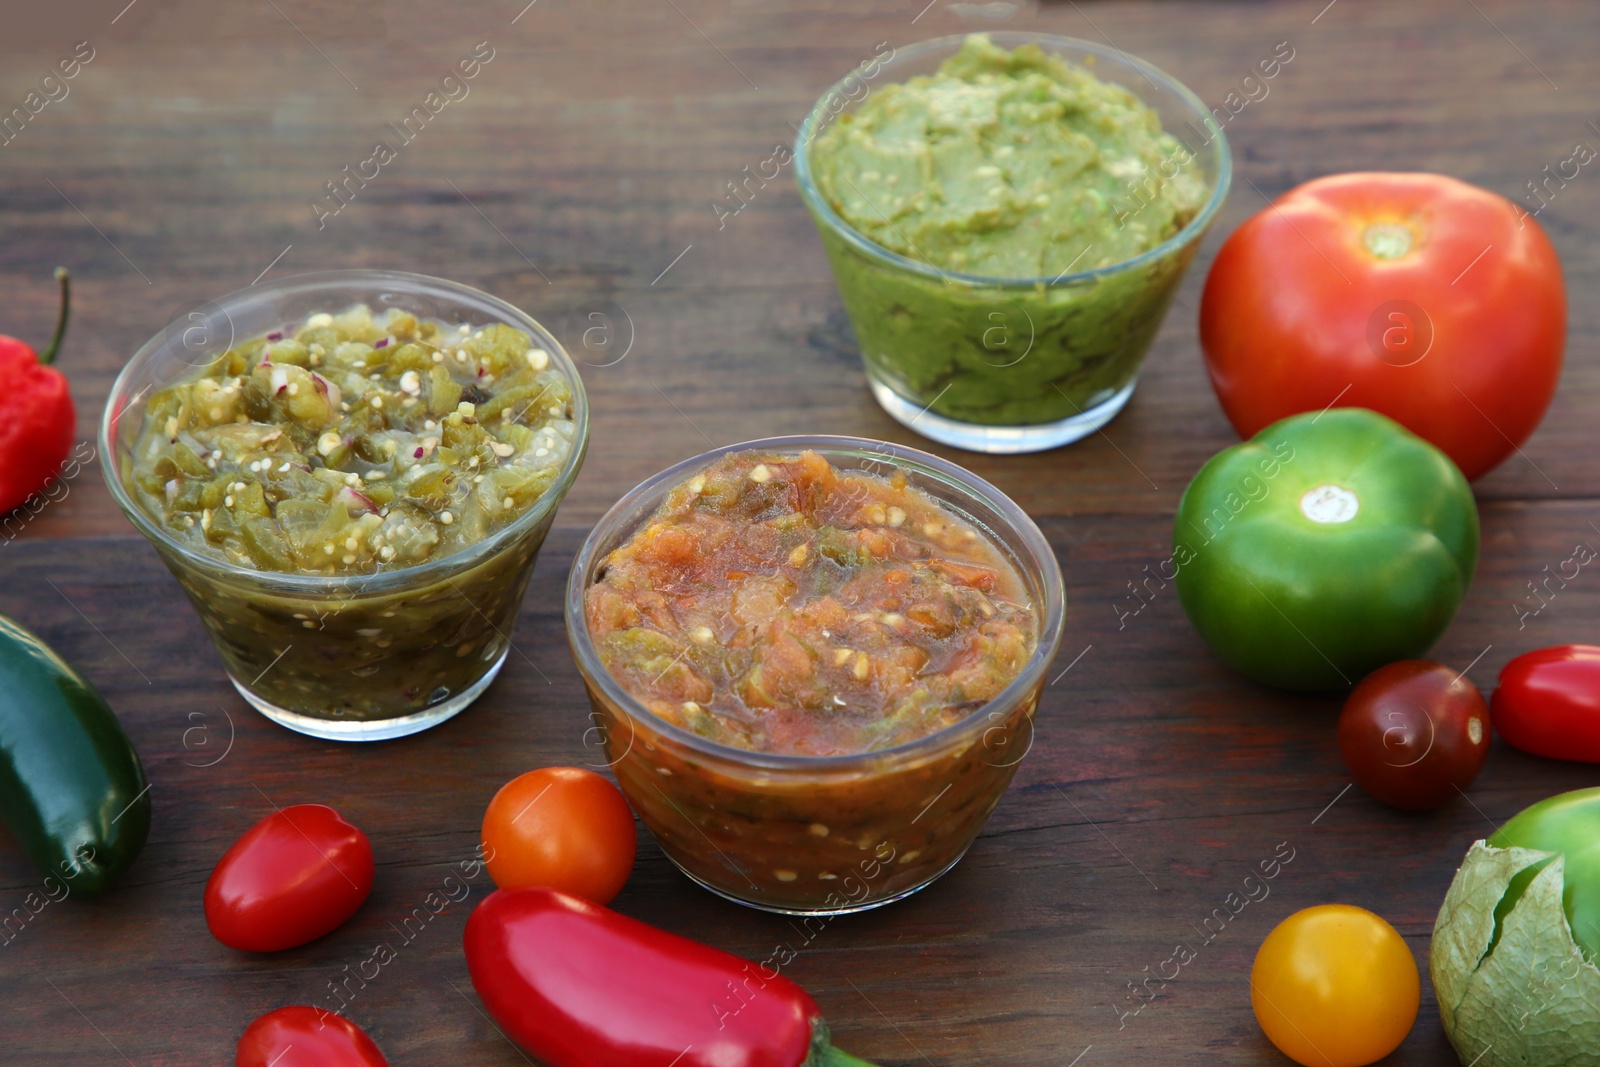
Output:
[
  {"left": 481, "top": 767, "right": 636, "bottom": 904},
  {"left": 206, "top": 804, "right": 374, "bottom": 953},
  {"left": 236, "top": 1006, "right": 389, "bottom": 1067},
  {"left": 1200, "top": 172, "right": 1565, "bottom": 481},
  {"left": 1338, "top": 660, "right": 1490, "bottom": 810},
  {"left": 1492, "top": 644, "right": 1600, "bottom": 762}
]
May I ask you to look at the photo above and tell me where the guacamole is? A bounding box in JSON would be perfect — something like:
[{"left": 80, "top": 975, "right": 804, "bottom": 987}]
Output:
[{"left": 803, "top": 34, "right": 1215, "bottom": 429}]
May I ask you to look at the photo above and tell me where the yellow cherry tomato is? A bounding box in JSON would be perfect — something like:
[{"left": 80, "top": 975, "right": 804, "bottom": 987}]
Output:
[{"left": 1250, "top": 904, "right": 1419, "bottom": 1067}]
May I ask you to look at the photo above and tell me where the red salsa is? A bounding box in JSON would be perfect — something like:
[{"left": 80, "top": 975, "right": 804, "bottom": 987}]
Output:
[{"left": 584, "top": 450, "right": 1037, "bottom": 756}]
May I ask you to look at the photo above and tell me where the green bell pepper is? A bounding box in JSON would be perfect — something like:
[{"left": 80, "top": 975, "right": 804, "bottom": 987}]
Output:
[
  {"left": 1489, "top": 787, "right": 1600, "bottom": 959},
  {"left": 1173, "top": 408, "right": 1478, "bottom": 691},
  {"left": 0, "top": 614, "right": 150, "bottom": 896}
]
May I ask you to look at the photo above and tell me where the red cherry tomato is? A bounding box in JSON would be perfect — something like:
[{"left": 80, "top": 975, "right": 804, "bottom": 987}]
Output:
[
  {"left": 236, "top": 1006, "right": 389, "bottom": 1067},
  {"left": 1492, "top": 644, "right": 1600, "bottom": 762},
  {"left": 206, "top": 804, "right": 374, "bottom": 952},
  {"left": 1201, "top": 172, "right": 1565, "bottom": 481},
  {"left": 481, "top": 767, "right": 636, "bottom": 904},
  {"left": 1338, "top": 660, "right": 1490, "bottom": 810}
]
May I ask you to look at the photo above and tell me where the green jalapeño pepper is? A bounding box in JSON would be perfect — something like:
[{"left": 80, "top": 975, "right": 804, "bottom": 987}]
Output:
[
  {"left": 1173, "top": 408, "right": 1478, "bottom": 691},
  {"left": 0, "top": 614, "right": 151, "bottom": 896}
]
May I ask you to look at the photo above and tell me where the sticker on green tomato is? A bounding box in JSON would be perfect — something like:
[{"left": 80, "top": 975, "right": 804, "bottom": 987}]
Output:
[{"left": 1173, "top": 407, "right": 1478, "bottom": 691}]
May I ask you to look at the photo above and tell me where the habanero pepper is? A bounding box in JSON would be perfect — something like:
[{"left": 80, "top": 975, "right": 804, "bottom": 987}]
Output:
[
  {"left": 0, "top": 268, "right": 75, "bottom": 515},
  {"left": 463, "top": 887, "right": 879, "bottom": 1067}
]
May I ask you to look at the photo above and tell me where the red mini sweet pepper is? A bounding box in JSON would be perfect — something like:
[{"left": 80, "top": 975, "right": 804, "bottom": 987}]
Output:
[
  {"left": 0, "top": 268, "right": 74, "bottom": 514},
  {"left": 464, "top": 887, "right": 880, "bottom": 1067},
  {"left": 1492, "top": 644, "right": 1600, "bottom": 763}
]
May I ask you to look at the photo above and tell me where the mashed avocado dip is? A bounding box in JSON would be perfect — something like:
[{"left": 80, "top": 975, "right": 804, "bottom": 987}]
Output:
[{"left": 801, "top": 34, "right": 1217, "bottom": 434}]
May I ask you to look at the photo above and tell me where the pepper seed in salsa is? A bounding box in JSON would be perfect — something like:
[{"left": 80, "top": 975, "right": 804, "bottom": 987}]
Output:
[{"left": 585, "top": 450, "right": 1037, "bottom": 756}]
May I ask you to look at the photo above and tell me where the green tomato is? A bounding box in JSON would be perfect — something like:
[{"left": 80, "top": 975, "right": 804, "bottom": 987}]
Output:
[{"left": 1173, "top": 408, "right": 1478, "bottom": 691}]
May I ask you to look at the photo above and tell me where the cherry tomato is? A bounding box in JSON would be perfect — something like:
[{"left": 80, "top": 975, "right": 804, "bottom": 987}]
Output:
[
  {"left": 1251, "top": 904, "right": 1419, "bottom": 1067},
  {"left": 482, "top": 767, "right": 636, "bottom": 904},
  {"left": 206, "top": 804, "right": 374, "bottom": 953},
  {"left": 1201, "top": 172, "right": 1565, "bottom": 481},
  {"left": 1338, "top": 660, "right": 1490, "bottom": 810},
  {"left": 1491, "top": 644, "right": 1600, "bottom": 763},
  {"left": 236, "top": 1006, "right": 389, "bottom": 1067}
]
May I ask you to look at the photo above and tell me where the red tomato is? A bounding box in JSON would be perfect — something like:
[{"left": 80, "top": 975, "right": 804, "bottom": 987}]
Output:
[
  {"left": 236, "top": 1006, "right": 388, "bottom": 1067},
  {"left": 1338, "top": 660, "right": 1490, "bottom": 810},
  {"left": 1492, "top": 644, "right": 1600, "bottom": 762},
  {"left": 206, "top": 804, "right": 374, "bottom": 952},
  {"left": 1200, "top": 172, "right": 1565, "bottom": 480},
  {"left": 481, "top": 768, "right": 636, "bottom": 904}
]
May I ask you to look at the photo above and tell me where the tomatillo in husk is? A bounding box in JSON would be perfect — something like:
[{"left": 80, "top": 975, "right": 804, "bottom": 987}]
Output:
[
  {"left": 1431, "top": 788, "right": 1600, "bottom": 1067},
  {"left": 1173, "top": 408, "right": 1477, "bottom": 691}
]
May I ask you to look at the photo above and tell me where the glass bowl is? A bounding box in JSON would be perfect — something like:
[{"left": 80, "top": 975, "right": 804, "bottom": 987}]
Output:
[
  {"left": 794, "top": 32, "right": 1232, "bottom": 454},
  {"left": 102, "top": 270, "right": 589, "bottom": 741},
  {"left": 566, "top": 435, "right": 1065, "bottom": 913}
]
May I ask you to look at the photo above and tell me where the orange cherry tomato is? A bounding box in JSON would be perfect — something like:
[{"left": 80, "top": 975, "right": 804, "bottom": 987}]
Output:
[
  {"left": 481, "top": 767, "right": 636, "bottom": 904},
  {"left": 1251, "top": 904, "right": 1419, "bottom": 1067},
  {"left": 1201, "top": 172, "right": 1565, "bottom": 481}
]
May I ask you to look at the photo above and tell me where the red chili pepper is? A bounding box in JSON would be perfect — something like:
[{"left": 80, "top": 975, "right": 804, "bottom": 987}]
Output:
[
  {"left": 1492, "top": 644, "right": 1600, "bottom": 763},
  {"left": 464, "top": 887, "right": 879, "bottom": 1067},
  {"left": 0, "top": 268, "right": 74, "bottom": 515}
]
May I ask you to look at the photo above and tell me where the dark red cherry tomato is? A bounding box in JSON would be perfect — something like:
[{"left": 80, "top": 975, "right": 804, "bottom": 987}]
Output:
[
  {"left": 1338, "top": 660, "right": 1490, "bottom": 810},
  {"left": 1492, "top": 645, "right": 1600, "bottom": 763},
  {"left": 236, "top": 1006, "right": 389, "bottom": 1067},
  {"left": 206, "top": 804, "right": 373, "bottom": 952}
]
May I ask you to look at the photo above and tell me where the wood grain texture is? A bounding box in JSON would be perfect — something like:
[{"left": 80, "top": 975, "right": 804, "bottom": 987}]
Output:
[{"left": 0, "top": 0, "right": 1595, "bottom": 1063}]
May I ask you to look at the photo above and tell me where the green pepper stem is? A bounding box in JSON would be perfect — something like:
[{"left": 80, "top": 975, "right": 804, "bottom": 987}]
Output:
[
  {"left": 814, "top": 1047, "right": 880, "bottom": 1067},
  {"left": 38, "top": 267, "right": 70, "bottom": 365},
  {"left": 807, "top": 1019, "right": 881, "bottom": 1067}
]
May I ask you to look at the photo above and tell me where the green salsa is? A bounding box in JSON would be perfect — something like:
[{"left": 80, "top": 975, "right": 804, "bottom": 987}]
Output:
[
  {"left": 125, "top": 304, "right": 577, "bottom": 574},
  {"left": 119, "top": 304, "right": 581, "bottom": 724},
  {"left": 804, "top": 34, "right": 1213, "bottom": 427}
]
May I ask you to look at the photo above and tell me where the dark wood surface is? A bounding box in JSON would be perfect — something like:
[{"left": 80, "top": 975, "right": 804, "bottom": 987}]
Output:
[{"left": 2, "top": 1, "right": 1596, "bottom": 1063}]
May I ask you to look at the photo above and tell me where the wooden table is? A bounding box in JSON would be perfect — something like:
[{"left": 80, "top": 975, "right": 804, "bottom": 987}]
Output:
[{"left": 2, "top": 0, "right": 1594, "bottom": 1062}]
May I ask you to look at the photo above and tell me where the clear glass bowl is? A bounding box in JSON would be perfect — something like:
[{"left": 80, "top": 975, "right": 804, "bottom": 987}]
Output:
[
  {"left": 566, "top": 435, "right": 1065, "bottom": 913},
  {"left": 794, "top": 32, "right": 1232, "bottom": 454},
  {"left": 102, "top": 270, "right": 589, "bottom": 741}
]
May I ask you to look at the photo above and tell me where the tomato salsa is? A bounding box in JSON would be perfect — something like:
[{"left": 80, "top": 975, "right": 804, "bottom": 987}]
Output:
[{"left": 584, "top": 450, "right": 1037, "bottom": 756}]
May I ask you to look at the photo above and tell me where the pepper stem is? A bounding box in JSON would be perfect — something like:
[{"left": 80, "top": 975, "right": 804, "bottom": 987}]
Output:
[
  {"left": 807, "top": 1018, "right": 882, "bottom": 1067},
  {"left": 38, "top": 267, "right": 70, "bottom": 365}
]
